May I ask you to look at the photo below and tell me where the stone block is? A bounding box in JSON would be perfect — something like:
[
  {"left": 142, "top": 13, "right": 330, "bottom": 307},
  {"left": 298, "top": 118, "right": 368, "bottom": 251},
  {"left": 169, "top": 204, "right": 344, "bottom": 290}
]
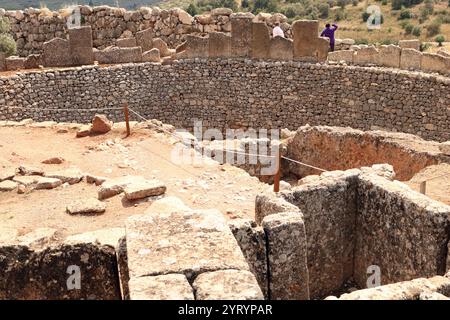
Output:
[
  {"left": 400, "top": 48, "right": 422, "bottom": 70},
  {"left": 42, "top": 38, "right": 72, "bottom": 67},
  {"left": 262, "top": 212, "right": 309, "bottom": 300},
  {"left": 94, "top": 46, "right": 120, "bottom": 64},
  {"left": 208, "top": 32, "right": 231, "bottom": 58},
  {"left": 0, "top": 52, "right": 5, "bottom": 71},
  {"left": 5, "top": 56, "right": 25, "bottom": 71},
  {"left": 255, "top": 193, "right": 299, "bottom": 225},
  {"left": 126, "top": 209, "right": 250, "bottom": 280},
  {"left": 69, "top": 26, "right": 94, "bottom": 66},
  {"left": 353, "top": 46, "right": 379, "bottom": 65},
  {"left": 24, "top": 54, "right": 42, "bottom": 69},
  {"left": 269, "top": 36, "right": 293, "bottom": 60},
  {"left": 250, "top": 22, "right": 270, "bottom": 59},
  {"left": 117, "top": 37, "right": 137, "bottom": 48},
  {"left": 128, "top": 274, "right": 194, "bottom": 300},
  {"left": 193, "top": 270, "right": 264, "bottom": 300},
  {"left": 327, "top": 50, "right": 354, "bottom": 63},
  {"left": 378, "top": 44, "right": 401, "bottom": 68},
  {"left": 399, "top": 39, "right": 420, "bottom": 51},
  {"left": 421, "top": 53, "right": 450, "bottom": 75},
  {"left": 142, "top": 48, "right": 161, "bottom": 63},
  {"left": 118, "top": 47, "right": 143, "bottom": 63},
  {"left": 354, "top": 173, "right": 450, "bottom": 288},
  {"left": 228, "top": 219, "right": 268, "bottom": 298},
  {"left": 136, "top": 27, "right": 153, "bottom": 52},
  {"left": 152, "top": 38, "right": 173, "bottom": 57},
  {"left": 231, "top": 15, "right": 253, "bottom": 57},
  {"left": 184, "top": 35, "right": 209, "bottom": 59},
  {"left": 316, "top": 37, "right": 330, "bottom": 62},
  {"left": 292, "top": 20, "right": 319, "bottom": 60}
]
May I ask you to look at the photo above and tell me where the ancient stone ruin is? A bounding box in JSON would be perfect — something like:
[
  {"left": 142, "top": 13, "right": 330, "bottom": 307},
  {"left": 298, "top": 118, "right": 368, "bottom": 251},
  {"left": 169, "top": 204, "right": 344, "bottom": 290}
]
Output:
[{"left": 0, "top": 5, "right": 450, "bottom": 301}]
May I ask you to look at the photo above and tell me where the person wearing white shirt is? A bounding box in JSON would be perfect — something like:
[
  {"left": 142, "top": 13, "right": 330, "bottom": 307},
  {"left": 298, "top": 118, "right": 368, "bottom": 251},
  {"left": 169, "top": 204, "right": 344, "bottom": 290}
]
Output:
[{"left": 272, "top": 22, "right": 284, "bottom": 38}]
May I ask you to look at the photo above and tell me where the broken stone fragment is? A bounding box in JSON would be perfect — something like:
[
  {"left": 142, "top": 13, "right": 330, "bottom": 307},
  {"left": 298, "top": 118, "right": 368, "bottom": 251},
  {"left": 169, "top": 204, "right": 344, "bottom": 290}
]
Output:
[
  {"left": 12, "top": 175, "right": 41, "bottom": 187},
  {"left": 76, "top": 125, "right": 91, "bottom": 137},
  {"left": 85, "top": 174, "right": 107, "bottom": 186},
  {"left": 41, "top": 157, "right": 65, "bottom": 164},
  {"left": 193, "top": 269, "right": 264, "bottom": 300},
  {"left": 128, "top": 274, "right": 194, "bottom": 300},
  {"left": 91, "top": 114, "right": 113, "bottom": 134},
  {"left": 65, "top": 227, "right": 125, "bottom": 246},
  {"left": 98, "top": 175, "right": 147, "bottom": 199},
  {"left": 124, "top": 180, "right": 167, "bottom": 200},
  {"left": 419, "top": 291, "right": 450, "bottom": 300},
  {"left": 45, "top": 168, "right": 84, "bottom": 184},
  {"left": 17, "top": 165, "right": 44, "bottom": 176},
  {"left": 145, "top": 196, "right": 191, "bottom": 214},
  {"left": 439, "top": 141, "right": 450, "bottom": 155},
  {"left": 34, "top": 177, "right": 62, "bottom": 190},
  {"left": 0, "top": 167, "right": 16, "bottom": 181},
  {"left": 0, "top": 180, "right": 17, "bottom": 191},
  {"left": 66, "top": 198, "right": 106, "bottom": 215},
  {"left": 17, "top": 227, "right": 58, "bottom": 248}
]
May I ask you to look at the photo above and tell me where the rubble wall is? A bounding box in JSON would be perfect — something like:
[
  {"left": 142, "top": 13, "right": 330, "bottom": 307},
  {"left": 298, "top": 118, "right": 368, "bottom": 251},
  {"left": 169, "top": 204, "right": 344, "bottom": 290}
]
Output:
[{"left": 1, "top": 59, "right": 449, "bottom": 142}]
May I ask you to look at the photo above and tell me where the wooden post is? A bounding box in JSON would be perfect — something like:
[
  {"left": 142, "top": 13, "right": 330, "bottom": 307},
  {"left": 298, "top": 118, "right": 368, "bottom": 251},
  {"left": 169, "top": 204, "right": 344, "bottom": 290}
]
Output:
[
  {"left": 123, "top": 104, "right": 130, "bottom": 137},
  {"left": 420, "top": 181, "right": 426, "bottom": 195},
  {"left": 273, "top": 146, "right": 281, "bottom": 193}
]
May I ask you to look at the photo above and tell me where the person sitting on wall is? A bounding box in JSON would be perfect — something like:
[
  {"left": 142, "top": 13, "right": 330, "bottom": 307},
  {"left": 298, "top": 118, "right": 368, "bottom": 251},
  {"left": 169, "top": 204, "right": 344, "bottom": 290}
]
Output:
[
  {"left": 272, "top": 22, "right": 285, "bottom": 38},
  {"left": 320, "top": 23, "right": 338, "bottom": 52}
]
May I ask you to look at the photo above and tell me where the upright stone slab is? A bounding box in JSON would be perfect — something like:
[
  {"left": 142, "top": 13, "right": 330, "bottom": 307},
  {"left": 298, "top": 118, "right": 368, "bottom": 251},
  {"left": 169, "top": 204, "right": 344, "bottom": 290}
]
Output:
[
  {"left": 24, "top": 54, "right": 42, "bottom": 69},
  {"left": 118, "top": 47, "right": 143, "bottom": 63},
  {"left": 353, "top": 46, "right": 379, "bottom": 65},
  {"left": 42, "top": 38, "right": 72, "bottom": 67},
  {"left": 116, "top": 37, "right": 137, "bottom": 48},
  {"left": 229, "top": 219, "right": 268, "bottom": 298},
  {"left": 292, "top": 20, "right": 319, "bottom": 60},
  {"left": 378, "top": 45, "right": 401, "bottom": 68},
  {"left": 0, "top": 52, "right": 6, "bottom": 71},
  {"left": 269, "top": 37, "right": 293, "bottom": 60},
  {"left": 251, "top": 22, "right": 270, "bottom": 59},
  {"left": 400, "top": 48, "right": 422, "bottom": 70},
  {"left": 399, "top": 39, "right": 420, "bottom": 51},
  {"left": 262, "top": 212, "right": 309, "bottom": 300},
  {"left": 193, "top": 270, "right": 264, "bottom": 300},
  {"left": 208, "top": 32, "right": 231, "bottom": 58},
  {"left": 421, "top": 53, "right": 449, "bottom": 75},
  {"left": 125, "top": 209, "right": 250, "bottom": 280},
  {"left": 327, "top": 50, "right": 354, "bottom": 63},
  {"left": 69, "top": 26, "right": 94, "bottom": 66},
  {"left": 5, "top": 56, "right": 25, "bottom": 71},
  {"left": 231, "top": 15, "right": 253, "bottom": 57},
  {"left": 184, "top": 35, "right": 209, "bottom": 58},
  {"left": 136, "top": 27, "right": 153, "bottom": 52},
  {"left": 316, "top": 37, "right": 330, "bottom": 62},
  {"left": 128, "top": 274, "right": 194, "bottom": 300}
]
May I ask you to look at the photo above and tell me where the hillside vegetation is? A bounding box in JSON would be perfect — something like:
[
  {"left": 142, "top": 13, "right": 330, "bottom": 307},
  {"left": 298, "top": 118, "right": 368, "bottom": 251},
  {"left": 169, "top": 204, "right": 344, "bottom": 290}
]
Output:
[{"left": 1, "top": 0, "right": 449, "bottom": 43}]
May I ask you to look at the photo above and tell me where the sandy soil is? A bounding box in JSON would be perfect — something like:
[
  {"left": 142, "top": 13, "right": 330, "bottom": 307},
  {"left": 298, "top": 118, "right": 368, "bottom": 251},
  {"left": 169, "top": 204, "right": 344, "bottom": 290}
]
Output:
[
  {"left": 406, "top": 163, "right": 450, "bottom": 205},
  {"left": 0, "top": 124, "right": 268, "bottom": 237}
]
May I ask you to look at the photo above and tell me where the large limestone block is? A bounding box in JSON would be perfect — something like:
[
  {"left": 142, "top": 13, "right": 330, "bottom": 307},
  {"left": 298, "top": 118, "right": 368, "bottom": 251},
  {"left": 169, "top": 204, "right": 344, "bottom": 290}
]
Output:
[
  {"left": 353, "top": 46, "right": 379, "bottom": 65},
  {"left": 24, "top": 54, "right": 42, "bottom": 69},
  {"left": 327, "top": 49, "right": 354, "bottom": 63},
  {"left": 136, "top": 27, "right": 153, "bottom": 52},
  {"left": 142, "top": 48, "right": 160, "bottom": 63},
  {"left": 399, "top": 39, "right": 420, "bottom": 51},
  {"left": 66, "top": 197, "right": 106, "bottom": 215},
  {"left": 269, "top": 37, "right": 293, "bottom": 60},
  {"left": 0, "top": 242, "right": 121, "bottom": 299},
  {"left": 44, "top": 168, "right": 83, "bottom": 184},
  {"left": 255, "top": 193, "right": 300, "bottom": 225},
  {"left": 378, "top": 44, "right": 401, "bottom": 68},
  {"left": 400, "top": 48, "right": 422, "bottom": 70},
  {"left": 43, "top": 38, "right": 72, "bottom": 67},
  {"left": 0, "top": 180, "right": 17, "bottom": 191},
  {"left": 250, "top": 22, "right": 270, "bottom": 59},
  {"left": 231, "top": 15, "right": 253, "bottom": 57},
  {"left": 229, "top": 219, "right": 268, "bottom": 298},
  {"left": 5, "top": 56, "right": 25, "bottom": 71},
  {"left": 69, "top": 26, "right": 94, "bottom": 66},
  {"left": 316, "top": 37, "right": 330, "bottom": 62},
  {"left": 98, "top": 175, "right": 148, "bottom": 199},
  {"left": 292, "top": 20, "right": 319, "bottom": 60},
  {"left": 118, "top": 47, "right": 143, "bottom": 63},
  {"left": 0, "top": 167, "right": 16, "bottom": 181},
  {"left": 262, "top": 212, "right": 309, "bottom": 300},
  {"left": 116, "top": 37, "right": 137, "bottom": 48},
  {"left": 126, "top": 209, "right": 250, "bottom": 279},
  {"left": 421, "top": 53, "right": 449, "bottom": 75},
  {"left": 354, "top": 173, "right": 450, "bottom": 288},
  {"left": 193, "top": 270, "right": 264, "bottom": 300},
  {"left": 208, "top": 32, "right": 231, "bottom": 58},
  {"left": 123, "top": 179, "right": 166, "bottom": 200},
  {"left": 184, "top": 35, "right": 209, "bottom": 58},
  {"left": 128, "top": 274, "right": 194, "bottom": 300}
]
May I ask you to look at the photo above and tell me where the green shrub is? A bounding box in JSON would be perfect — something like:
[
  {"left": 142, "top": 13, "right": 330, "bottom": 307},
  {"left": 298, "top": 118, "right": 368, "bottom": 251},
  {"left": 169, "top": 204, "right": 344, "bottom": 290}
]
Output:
[
  {"left": 0, "top": 17, "right": 11, "bottom": 34},
  {"left": 420, "top": 42, "right": 431, "bottom": 51},
  {"left": 334, "top": 8, "right": 347, "bottom": 21},
  {"left": 381, "top": 0, "right": 388, "bottom": 5},
  {"left": 0, "top": 34, "right": 16, "bottom": 57},
  {"left": 412, "top": 26, "right": 422, "bottom": 36},
  {"left": 399, "top": 9, "right": 412, "bottom": 19},
  {"left": 318, "top": 3, "right": 330, "bottom": 18},
  {"left": 362, "top": 11, "right": 370, "bottom": 22},
  {"left": 404, "top": 23, "right": 414, "bottom": 34},
  {"left": 355, "top": 38, "right": 369, "bottom": 45},
  {"left": 186, "top": 3, "right": 198, "bottom": 16},
  {"left": 435, "top": 35, "right": 445, "bottom": 46},
  {"left": 426, "top": 20, "right": 441, "bottom": 37}
]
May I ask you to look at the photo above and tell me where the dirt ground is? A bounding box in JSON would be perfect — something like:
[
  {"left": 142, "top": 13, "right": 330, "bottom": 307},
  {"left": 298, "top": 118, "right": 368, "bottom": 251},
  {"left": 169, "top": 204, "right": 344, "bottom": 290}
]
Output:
[{"left": 0, "top": 124, "right": 268, "bottom": 238}]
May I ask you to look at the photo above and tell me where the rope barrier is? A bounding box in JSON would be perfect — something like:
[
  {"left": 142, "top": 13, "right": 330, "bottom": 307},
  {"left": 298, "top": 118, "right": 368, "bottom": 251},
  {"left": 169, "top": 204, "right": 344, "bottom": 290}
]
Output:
[{"left": 5, "top": 106, "right": 124, "bottom": 112}]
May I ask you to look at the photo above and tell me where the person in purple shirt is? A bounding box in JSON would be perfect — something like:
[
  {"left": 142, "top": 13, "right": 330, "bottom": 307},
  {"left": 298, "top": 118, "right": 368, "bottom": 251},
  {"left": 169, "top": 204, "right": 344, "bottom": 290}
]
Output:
[{"left": 320, "top": 23, "right": 338, "bottom": 52}]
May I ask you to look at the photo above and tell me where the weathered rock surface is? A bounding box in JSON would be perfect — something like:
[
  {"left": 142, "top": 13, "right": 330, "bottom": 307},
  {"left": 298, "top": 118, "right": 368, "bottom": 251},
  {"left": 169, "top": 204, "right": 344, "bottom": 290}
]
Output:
[
  {"left": 128, "top": 274, "right": 194, "bottom": 300},
  {"left": 193, "top": 269, "right": 264, "bottom": 300},
  {"left": 0, "top": 167, "right": 16, "bottom": 181},
  {"left": 126, "top": 209, "right": 250, "bottom": 280},
  {"left": 0, "top": 180, "right": 17, "bottom": 191},
  {"left": 66, "top": 198, "right": 106, "bottom": 215},
  {"left": 42, "top": 157, "right": 65, "bottom": 164},
  {"left": 76, "top": 125, "right": 91, "bottom": 138},
  {"left": 98, "top": 175, "right": 147, "bottom": 199},
  {"left": 91, "top": 114, "right": 113, "bottom": 134},
  {"left": 145, "top": 196, "right": 191, "bottom": 214},
  {"left": 34, "top": 177, "right": 62, "bottom": 190},
  {"left": 45, "top": 168, "right": 84, "bottom": 184},
  {"left": 86, "top": 174, "right": 107, "bottom": 186},
  {"left": 17, "top": 165, "right": 44, "bottom": 176},
  {"left": 439, "top": 141, "right": 450, "bottom": 155}
]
